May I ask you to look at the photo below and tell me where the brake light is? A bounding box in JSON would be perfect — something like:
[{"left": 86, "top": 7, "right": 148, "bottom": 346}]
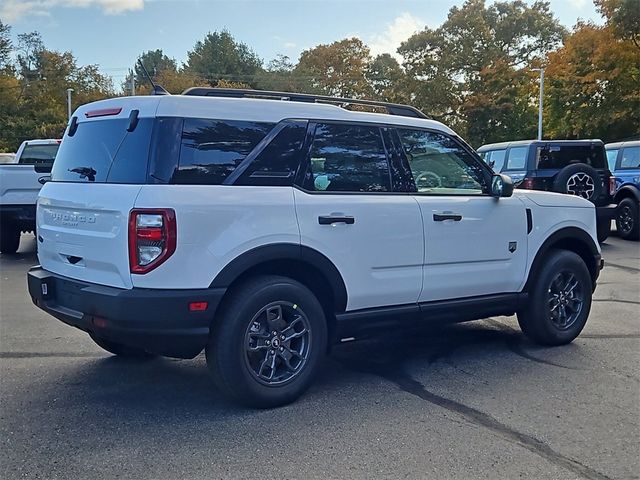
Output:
[
  {"left": 85, "top": 107, "right": 122, "bottom": 118},
  {"left": 128, "top": 209, "right": 176, "bottom": 274},
  {"left": 520, "top": 178, "right": 534, "bottom": 189},
  {"left": 609, "top": 176, "right": 616, "bottom": 196}
]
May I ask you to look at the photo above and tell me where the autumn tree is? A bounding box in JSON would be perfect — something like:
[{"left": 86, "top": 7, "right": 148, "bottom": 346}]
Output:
[
  {"left": 399, "top": 0, "right": 565, "bottom": 146},
  {"left": 295, "top": 38, "right": 373, "bottom": 98},
  {"left": 544, "top": 20, "right": 640, "bottom": 141},
  {"left": 595, "top": 0, "right": 640, "bottom": 49}
]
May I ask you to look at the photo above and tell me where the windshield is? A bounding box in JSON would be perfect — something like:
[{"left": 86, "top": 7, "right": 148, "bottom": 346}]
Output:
[{"left": 52, "top": 118, "right": 153, "bottom": 183}]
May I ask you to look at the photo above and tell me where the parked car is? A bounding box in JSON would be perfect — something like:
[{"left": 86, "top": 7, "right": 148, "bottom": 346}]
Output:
[
  {"left": 477, "top": 140, "right": 616, "bottom": 243},
  {"left": 605, "top": 140, "right": 640, "bottom": 240},
  {"left": 0, "top": 139, "right": 60, "bottom": 253},
  {"left": 28, "top": 90, "right": 603, "bottom": 408},
  {"left": 0, "top": 152, "right": 16, "bottom": 164}
]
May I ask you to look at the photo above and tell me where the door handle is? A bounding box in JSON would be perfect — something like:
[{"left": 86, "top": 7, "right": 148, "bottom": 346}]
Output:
[
  {"left": 433, "top": 213, "right": 462, "bottom": 222},
  {"left": 318, "top": 215, "right": 355, "bottom": 225}
]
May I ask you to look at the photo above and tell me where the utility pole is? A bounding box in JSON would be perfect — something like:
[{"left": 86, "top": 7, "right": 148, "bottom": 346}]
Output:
[
  {"left": 532, "top": 68, "right": 545, "bottom": 140},
  {"left": 66, "top": 88, "right": 74, "bottom": 121}
]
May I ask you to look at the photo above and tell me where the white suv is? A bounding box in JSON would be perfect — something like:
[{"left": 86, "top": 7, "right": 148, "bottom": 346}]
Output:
[{"left": 28, "top": 89, "right": 603, "bottom": 408}]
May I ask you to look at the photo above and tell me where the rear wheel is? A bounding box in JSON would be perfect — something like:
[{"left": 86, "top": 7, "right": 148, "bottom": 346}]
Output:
[
  {"left": 0, "top": 222, "right": 20, "bottom": 254},
  {"left": 615, "top": 198, "right": 639, "bottom": 240},
  {"left": 518, "top": 250, "right": 592, "bottom": 346},
  {"left": 206, "top": 275, "right": 327, "bottom": 408},
  {"left": 90, "top": 334, "right": 155, "bottom": 358}
]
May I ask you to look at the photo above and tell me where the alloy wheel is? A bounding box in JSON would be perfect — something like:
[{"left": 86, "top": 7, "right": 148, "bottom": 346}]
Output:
[{"left": 547, "top": 270, "right": 584, "bottom": 330}]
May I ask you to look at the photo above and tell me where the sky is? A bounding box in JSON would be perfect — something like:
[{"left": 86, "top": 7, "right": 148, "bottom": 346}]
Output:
[{"left": 2, "top": 0, "right": 604, "bottom": 86}]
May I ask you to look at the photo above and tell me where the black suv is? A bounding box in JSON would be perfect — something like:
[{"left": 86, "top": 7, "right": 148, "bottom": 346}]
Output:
[{"left": 477, "top": 140, "right": 616, "bottom": 242}]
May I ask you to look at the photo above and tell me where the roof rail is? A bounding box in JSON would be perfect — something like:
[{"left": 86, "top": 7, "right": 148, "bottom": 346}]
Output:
[{"left": 181, "top": 87, "right": 429, "bottom": 119}]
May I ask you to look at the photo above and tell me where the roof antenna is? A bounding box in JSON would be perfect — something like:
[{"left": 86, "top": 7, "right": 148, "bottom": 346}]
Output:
[{"left": 137, "top": 60, "right": 170, "bottom": 95}]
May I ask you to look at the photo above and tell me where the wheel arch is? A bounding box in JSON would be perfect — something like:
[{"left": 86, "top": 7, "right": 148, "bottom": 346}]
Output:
[
  {"left": 524, "top": 227, "right": 600, "bottom": 293},
  {"left": 210, "top": 243, "right": 348, "bottom": 316},
  {"left": 613, "top": 185, "right": 640, "bottom": 204}
]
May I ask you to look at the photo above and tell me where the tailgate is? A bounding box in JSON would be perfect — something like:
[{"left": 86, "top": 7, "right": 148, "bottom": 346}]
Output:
[
  {"left": 37, "top": 183, "right": 141, "bottom": 289},
  {"left": 0, "top": 165, "right": 44, "bottom": 205}
]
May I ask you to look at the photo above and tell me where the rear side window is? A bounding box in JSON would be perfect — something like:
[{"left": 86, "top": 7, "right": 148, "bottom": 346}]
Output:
[
  {"left": 486, "top": 149, "right": 506, "bottom": 172},
  {"left": 536, "top": 145, "right": 606, "bottom": 169},
  {"left": 172, "top": 119, "right": 273, "bottom": 185},
  {"left": 505, "top": 147, "right": 528, "bottom": 170},
  {"left": 19, "top": 144, "right": 59, "bottom": 166},
  {"left": 52, "top": 118, "right": 153, "bottom": 183},
  {"left": 235, "top": 122, "right": 306, "bottom": 186},
  {"left": 303, "top": 123, "right": 390, "bottom": 192},
  {"left": 620, "top": 147, "right": 640, "bottom": 169},
  {"left": 606, "top": 149, "right": 619, "bottom": 171}
]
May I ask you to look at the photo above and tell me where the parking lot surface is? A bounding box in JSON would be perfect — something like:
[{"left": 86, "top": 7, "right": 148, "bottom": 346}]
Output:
[{"left": 1, "top": 233, "right": 638, "bottom": 479}]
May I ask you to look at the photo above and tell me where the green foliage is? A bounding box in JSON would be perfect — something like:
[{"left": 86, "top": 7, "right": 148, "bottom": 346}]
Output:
[{"left": 185, "top": 30, "right": 262, "bottom": 86}]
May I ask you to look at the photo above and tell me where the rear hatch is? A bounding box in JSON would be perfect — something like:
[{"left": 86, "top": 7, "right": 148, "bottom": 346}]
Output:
[{"left": 37, "top": 98, "right": 160, "bottom": 289}]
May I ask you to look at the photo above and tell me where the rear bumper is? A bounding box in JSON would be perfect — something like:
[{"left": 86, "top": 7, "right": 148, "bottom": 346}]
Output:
[
  {"left": 27, "top": 266, "right": 225, "bottom": 358},
  {"left": 596, "top": 204, "right": 617, "bottom": 221}
]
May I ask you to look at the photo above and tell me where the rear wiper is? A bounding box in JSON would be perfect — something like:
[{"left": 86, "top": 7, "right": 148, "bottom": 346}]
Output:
[{"left": 69, "top": 166, "right": 96, "bottom": 181}]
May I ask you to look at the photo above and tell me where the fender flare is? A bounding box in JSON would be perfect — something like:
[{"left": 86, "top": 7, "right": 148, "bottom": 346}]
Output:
[
  {"left": 209, "top": 243, "right": 348, "bottom": 312},
  {"left": 614, "top": 185, "right": 640, "bottom": 203},
  {"left": 524, "top": 227, "right": 600, "bottom": 292}
]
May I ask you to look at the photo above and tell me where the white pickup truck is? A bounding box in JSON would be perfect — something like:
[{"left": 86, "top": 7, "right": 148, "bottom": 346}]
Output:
[{"left": 0, "top": 139, "right": 60, "bottom": 253}]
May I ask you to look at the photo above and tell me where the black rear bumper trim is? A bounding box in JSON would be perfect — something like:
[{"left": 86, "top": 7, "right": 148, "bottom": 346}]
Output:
[{"left": 27, "top": 266, "right": 225, "bottom": 358}]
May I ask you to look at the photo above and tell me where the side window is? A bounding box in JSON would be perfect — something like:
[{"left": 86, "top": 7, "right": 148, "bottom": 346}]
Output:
[
  {"left": 303, "top": 123, "right": 390, "bottom": 192},
  {"left": 505, "top": 147, "right": 528, "bottom": 170},
  {"left": 620, "top": 147, "right": 640, "bottom": 169},
  {"left": 606, "top": 149, "right": 619, "bottom": 171},
  {"left": 397, "top": 129, "right": 488, "bottom": 194},
  {"left": 235, "top": 122, "right": 307, "bottom": 186},
  {"left": 489, "top": 149, "right": 506, "bottom": 172},
  {"left": 172, "top": 119, "right": 273, "bottom": 185}
]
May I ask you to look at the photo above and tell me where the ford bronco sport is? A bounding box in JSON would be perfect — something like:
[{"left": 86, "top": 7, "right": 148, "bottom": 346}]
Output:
[
  {"left": 28, "top": 89, "right": 603, "bottom": 408},
  {"left": 477, "top": 140, "right": 616, "bottom": 243}
]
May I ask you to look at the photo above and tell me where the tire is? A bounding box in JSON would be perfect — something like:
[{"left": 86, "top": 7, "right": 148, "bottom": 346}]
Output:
[
  {"left": 596, "top": 218, "right": 611, "bottom": 243},
  {"left": 89, "top": 334, "right": 155, "bottom": 358},
  {"left": 0, "top": 222, "right": 21, "bottom": 254},
  {"left": 206, "top": 275, "right": 327, "bottom": 408},
  {"left": 517, "top": 250, "right": 592, "bottom": 346},
  {"left": 615, "top": 197, "right": 640, "bottom": 241},
  {"left": 552, "top": 163, "right": 602, "bottom": 201}
]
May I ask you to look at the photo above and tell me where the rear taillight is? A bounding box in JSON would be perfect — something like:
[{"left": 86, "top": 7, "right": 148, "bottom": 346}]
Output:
[
  {"left": 609, "top": 176, "right": 616, "bottom": 196},
  {"left": 520, "top": 178, "right": 534, "bottom": 189},
  {"left": 128, "top": 209, "right": 176, "bottom": 274}
]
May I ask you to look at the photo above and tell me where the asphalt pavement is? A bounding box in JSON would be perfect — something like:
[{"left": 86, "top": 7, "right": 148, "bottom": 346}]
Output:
[{"left": 1, "top": 233, "right": 638, "bottom": 479}]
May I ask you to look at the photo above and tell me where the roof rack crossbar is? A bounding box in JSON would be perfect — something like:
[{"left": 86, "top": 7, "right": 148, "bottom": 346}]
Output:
[{"left": 181, "top": 87, "right": 429, "bottom": 119}]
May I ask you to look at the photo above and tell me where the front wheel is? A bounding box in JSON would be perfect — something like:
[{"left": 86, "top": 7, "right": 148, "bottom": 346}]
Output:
[
  {"left": 206, "top": 275, "right": 327, "bottom": 408},
  {"left": 517, "top": 250, "right": 592, "bottom": 346},
  {"left": 596, "top": 218, "right": 611, "bottom": 243},
  {"left": 615, "top": 198, "right": 640, "bottom": 240}
]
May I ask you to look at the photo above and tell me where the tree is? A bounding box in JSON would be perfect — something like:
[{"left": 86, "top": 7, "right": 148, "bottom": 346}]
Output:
[
  {"left": 366, "top": 54, "right": 407, "bottom": 103},
  {"left": 0, "top": 21, "right": 12, "bottom": 71},
  {"left": 295, "top": 38, "right": 373, "bottom": 98},
  {"left": 123, "top": 49, "right": 180, "bottom": 93},
  {"left": 595, "top": 0, "right": 640, "bottom": 49},
  {"left": 185, "top": 30, "right": 262, "bottom": 86},
  {"left": 398, "top": 0, "right": 565, "bottom": 146},
  {"left": 544, "top": 21, "right": 640, "bottom": 141}
]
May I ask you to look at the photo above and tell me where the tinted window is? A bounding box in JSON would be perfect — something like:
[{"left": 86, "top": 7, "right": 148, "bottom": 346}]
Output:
[
  {"left": 397, "top": 129, "right": 487, "bottom": 194},
  {"left": 172, "top": 119, "right": 273, "bottom": 185},
  {"left": 303, "top": 123, "right": 390, "bottom": 192},
  {"left": 52, "top": 118, "right": 153, "bottom": 183},
  {"left": 606, "top": 149, "right": 619, "bottom": 171},
  {"left": 236, "top": 122, "right": 306, "bottom": 186},
  {"left": 620, "top": 146, "right": 640, "bottom": 169},
  {"left": 506, "top": 147, "right": 528, "bottom": 170},
  {"left": 536, "top": 145, "right": 605, "bottom": 169},
  {"left": 19, "top": 144, "right": 59, "bottom": 166}
]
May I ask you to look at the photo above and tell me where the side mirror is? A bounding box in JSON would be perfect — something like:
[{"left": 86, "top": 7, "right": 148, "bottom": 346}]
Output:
[{"left": 491, "top": 174, "right": 514, "bottom": 198}]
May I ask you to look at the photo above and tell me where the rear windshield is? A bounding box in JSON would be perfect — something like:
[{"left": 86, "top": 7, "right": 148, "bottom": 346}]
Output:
[
  {"left": 536, "top": 145, "right": 606, "bottom": 170},
  {"left": 19, "top": 144, "right": 59, "bottom": 166},
  {"left": 52, "top": 118, "right": 153, "bottom": 183}
]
